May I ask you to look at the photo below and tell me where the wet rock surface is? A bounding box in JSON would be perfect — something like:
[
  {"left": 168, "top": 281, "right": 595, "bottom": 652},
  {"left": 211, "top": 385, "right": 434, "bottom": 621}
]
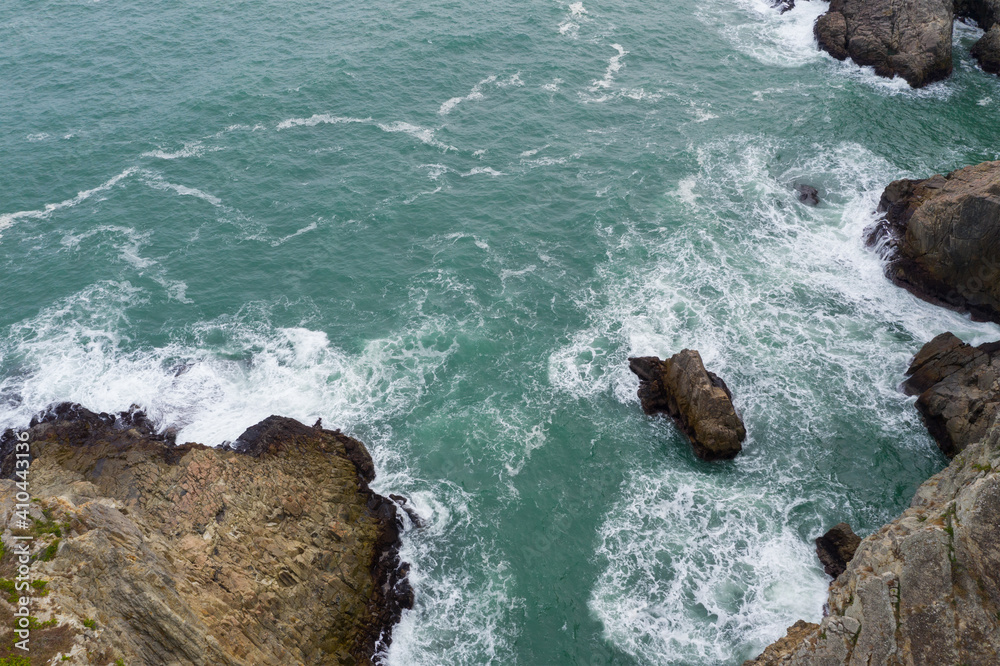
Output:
[
  {"left": 868, "top": 161, "right": 1000, "bottom": 324},
  {"left": 629, "top": 351, "right": 746, "bottom": 460},
  {"left": 811, "top": 0, "right": 1000, "bottom": 84},
  {"left": 0, "top": 403, "right": 413, "bottom": 665},
  {"left": 813, "top": 0, "right": 954, "bottom": 88},
  {"left": 815, "top": 523, "right": 861, "bottom": 579},
  {"left": 902, "top": 332, "right": 1000, "bottom": 458}
]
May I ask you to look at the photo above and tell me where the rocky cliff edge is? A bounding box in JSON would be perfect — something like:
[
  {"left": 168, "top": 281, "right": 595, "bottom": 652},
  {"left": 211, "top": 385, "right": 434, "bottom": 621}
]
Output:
[{"left": 0, "top": 403, "right": 413, "bottom": 665}]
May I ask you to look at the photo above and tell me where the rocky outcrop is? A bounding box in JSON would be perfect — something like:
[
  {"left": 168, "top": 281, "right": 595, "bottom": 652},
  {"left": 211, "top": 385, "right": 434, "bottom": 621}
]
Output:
[
  {"left": 629, "top": 351, "right": 746, "bottom": 460},
  {"left": 867, "top": 161, "right": 1000, "bottom": 324},
  {"left": 972, "top": 24, "right": 1000, "bottom": 74},
  {"left": 814, "top": 523, "right": 861, "bottom": 579},
  {"left": 811, "top": 0, "right": 1000, "bottom": 85},
  {"left": 813, "top": 0, "right": 954, "bottom": 88},
  {"left": 901, "top": 332, "right": 1000, "bottom": 458},
  {"left": 0, "top": 403, "right": 413, "bottom": 665},
  {"left": 744, "top": 414, "right": 1000, "bottom": 666}
]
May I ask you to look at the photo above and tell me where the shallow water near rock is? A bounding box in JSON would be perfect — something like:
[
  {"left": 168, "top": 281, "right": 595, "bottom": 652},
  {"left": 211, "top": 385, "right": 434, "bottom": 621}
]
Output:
[{"left": 3, "top": 0, "right": 1000, "bottom": 664}]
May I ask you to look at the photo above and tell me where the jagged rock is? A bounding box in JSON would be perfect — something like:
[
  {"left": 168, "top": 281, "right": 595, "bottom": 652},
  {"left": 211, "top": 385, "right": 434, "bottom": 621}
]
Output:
[
  {"left": 972, "top": 24, "right": 1000, "bottom": 74},
  {"left": 815, "top": 523, "right": 861, "bottom": 578},
  {"left": 772, "top": 0, "right": 796, "bottom": 14},
  {"left": 629, "top": 351, "right": 746, "bottom": 460},
  {"left": 796, "top": 184, "right": 820, "bottom": 206},
  {"left": 0, "top": 404, "right": 413, "bottom": 665},
  {"left": 745, "top": 415, "right": 1000, "bottom": 665},
  {"left": 902, "top": 332, "right": 1000, "bottom": 458},
  {"left": 813, "top": 0, "right": 954, "bottom": 88},
  {"left": 867, "top": 161, "right": 1000, "bottom": 324}
]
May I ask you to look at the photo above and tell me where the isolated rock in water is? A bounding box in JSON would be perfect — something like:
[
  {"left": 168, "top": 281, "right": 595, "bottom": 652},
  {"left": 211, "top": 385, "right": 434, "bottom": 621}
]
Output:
[
  {"left": 902, "top": 332, "right": 1000, "bottom": 458},
  {"left": 868, "top": 161, "right": 1000, "bottom": 324},
  {"left": 796, "top": 184, "right": 820, "bottom": 206},
  {"left": 815, "top": 522, "right": 862, "bottom": 578},
  {"left": 0, "top": 404, "right": 413, "bottom": 665},
  {"left": 772, "top": 0, "right": 795, "bottom": 14},
  {"left": 745, "top": 416, "right": 1000, "bottom": 665},
  {"left": 629, "top": 351, "right": 746, "bottom": 460},
  {"left": 814, "top": 0, "right": 954, "bottom": 87},
  {"left": 972, "top": 24, "right": 1000, "bottom": 74}
]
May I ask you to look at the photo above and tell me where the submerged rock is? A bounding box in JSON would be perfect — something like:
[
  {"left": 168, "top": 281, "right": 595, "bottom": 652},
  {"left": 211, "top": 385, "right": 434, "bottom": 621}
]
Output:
[
  {"left": 0, "top": 404, "right": 412, "bottom": 665},
  {"left": 795, "top": 184, "right": 820, "bottom": 206},
  {"left": 771, "top": 0, "right": 796, "bottom": 14},
  {"left": 629, "top": 351, "right": 746, "bottom": 460},
  {"left": 745, "top": 414, "right": 1000, "bottom": 665},
  {"left": 813, "top": 0, "right": 954, "bottom": 88},
  {"left": 903, "top": 332, "right": 1000, "bottom": 458},
  {"left": 814, "top": 522, "right": 861, "bottom": 579},
  {"left": 867, "top": 161, "right": 1000, "bottom": 324}
]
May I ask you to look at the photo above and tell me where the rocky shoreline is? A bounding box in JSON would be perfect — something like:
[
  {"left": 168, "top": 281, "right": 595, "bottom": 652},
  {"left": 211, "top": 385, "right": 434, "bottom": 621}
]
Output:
[
  {"left": 745, "top": 163, "right": 1000, "bottom": 665},
  {"left": 0, "top": 404, "right": 412, "bottom": 665}
]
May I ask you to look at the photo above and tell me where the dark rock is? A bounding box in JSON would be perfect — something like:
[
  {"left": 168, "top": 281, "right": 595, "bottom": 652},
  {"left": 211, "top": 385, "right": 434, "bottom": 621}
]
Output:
[
  {"left": 867, "top": 161, "right": 1000, "bottom": 324},
  {"left": 815, "top": 522, "right": 862, "bottom": 578},
  {"left": 972, "top": 24, "right": 1000, "bottom": 74},
  {"left": 796, "top": 184, "right": 820, "bottom": 206},
  {"left": 902, "top": 332, "right": 1000, "bottom": 458},
  {"left": 772, "top": 0, "right": 795, "bottom": 14},
  {"left": 813, "top": 0, "right": 954, "bottom": 88},
  {"left": 629, "top": 351, "right": 746, "bottom": 460},
  {"left": 956, "top": 0, "right": 1000, "bottom": 31}
]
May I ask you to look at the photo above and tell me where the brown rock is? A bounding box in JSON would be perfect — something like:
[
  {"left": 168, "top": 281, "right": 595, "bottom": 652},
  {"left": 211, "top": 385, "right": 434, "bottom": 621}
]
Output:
[
  {"left": 903, "top": 333, "right": 1000, "bottom": 458},
  {"left": 813, "top": 0, "right": 954, "bottom": 88},
  {"left": 868, "top": 161, "right": 1000, "bottom": 324},
  {"left": 815, "top": 523, "right": 862, "bottom": 579},
  {"left": 0, "top": 404, "right": 413, "bottom": 665},
  {"left": 629, "top": 351, "right": 746, "bottom": 460}
]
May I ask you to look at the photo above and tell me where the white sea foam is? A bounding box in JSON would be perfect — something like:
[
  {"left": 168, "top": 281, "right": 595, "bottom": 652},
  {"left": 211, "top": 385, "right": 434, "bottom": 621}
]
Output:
[
  {"left": 140, "top": 141, "right": 216, "bottom": 160},
  {"left": 591, "top": 474, "right": 828, "bottom": 663},
  {"left": 461, "top": 167, "right": 504, "bottom": 177},
  {"left": 377, "top": 121, "right": 457, "bottom": 151},
  {"left": 141, "top": 172, "right": 224, "bottom": 207},
  {"left": 439, "top": 75, "right": 497, "bottom": 115},
  {"left": 270, "top": 221, "right": 319, "bottom": 247},
  {"left": 276, "top": 114, "right": 372, "bottom": 130},
  {"left": 708, "top": 0, "right": 827, "bottom": 68},
  {"left": 0, "top": 285, "right": 460, "bottom": 445},
  {"left": 438, "top": 73, "right": 521, "bottom": 115},
  {"left": 591, "top": 44, "right": 628, "bottom": 90},
  {"left": 0, "top": 167, "right": 139, "bottom": 236}
]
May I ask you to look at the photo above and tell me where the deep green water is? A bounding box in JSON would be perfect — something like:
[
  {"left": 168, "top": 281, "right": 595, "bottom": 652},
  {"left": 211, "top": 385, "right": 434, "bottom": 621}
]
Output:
[{"left": 4, "top": 1, "right": 1000, "bottom": 664}]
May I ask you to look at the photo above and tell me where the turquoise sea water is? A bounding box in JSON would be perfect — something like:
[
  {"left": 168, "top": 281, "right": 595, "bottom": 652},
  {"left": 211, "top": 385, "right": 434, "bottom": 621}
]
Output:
[{"left": 4, "top": 1, "right": 1000, "bottom": 664}]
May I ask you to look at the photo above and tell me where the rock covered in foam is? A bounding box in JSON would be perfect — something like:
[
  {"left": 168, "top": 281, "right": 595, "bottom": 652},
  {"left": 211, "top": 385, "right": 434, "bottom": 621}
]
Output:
[
  {"left": 814, "top": 522, "right": 861, "bottom": 579},
  {"left": 0, "top": 403, "right": 413, "bottom": 665},
  {"left": 629, "top": 351, "right": 746, "bottom": 461},
  {"left": 745, "top": 415, "right": 1000, "bottom": 665},
  {"left": 867, "top": 161, "right": 1000, "bottom": 324},
  {"left": 902, "top": 332, "right": 1000, "bottom": 458}
]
